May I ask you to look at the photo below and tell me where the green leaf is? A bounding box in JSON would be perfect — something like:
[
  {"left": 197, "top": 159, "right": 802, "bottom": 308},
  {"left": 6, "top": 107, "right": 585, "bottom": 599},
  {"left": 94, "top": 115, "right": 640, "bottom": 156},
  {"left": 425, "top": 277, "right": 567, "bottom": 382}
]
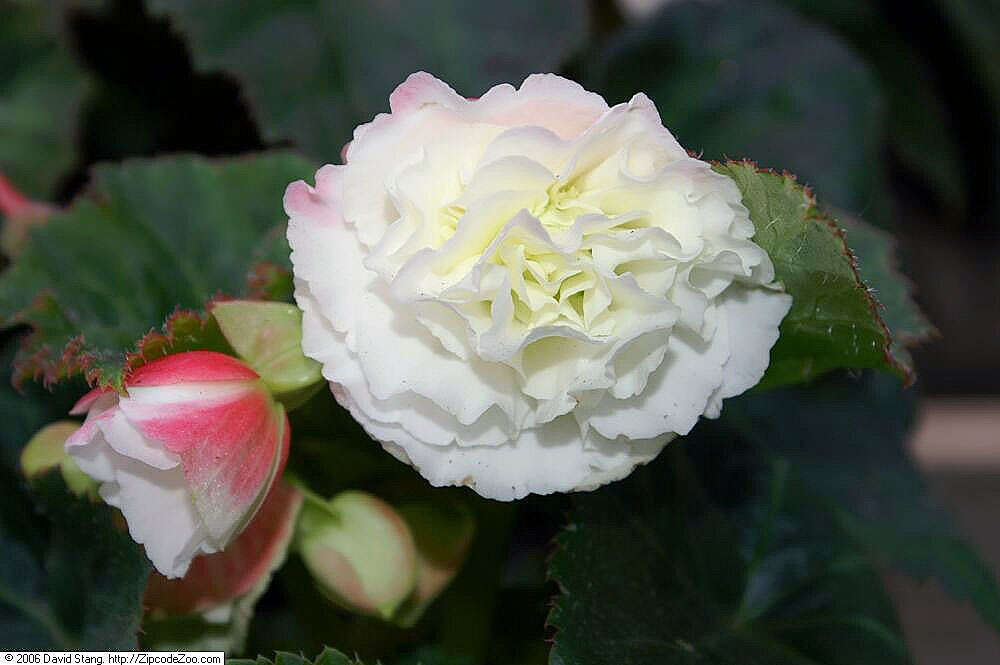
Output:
[
  {"left": 836, "top": 212, "right": 935, "bottom": 369},
  {"left": 19, "top": 421, "right": 78, "bottom": 479},
  {"left": 0, "top": 338, "right": 83, "bottom": 470},
  {"left": 313, "top": 649, "right": 360, "bottom": 665},
  {"left": 245, "top": 224, "right": 296, "bottom": 302},
  {"left": 0, "top": 151, "right": 315, "bottom": 388},
  {"left": 715, "top": 161, "right": 906, "bottom": 387},
  {"left": 548, "top": 445, "right": 911, "bottom": 665},
  {"left": 724, "top": 371, "right": 1000, "bottom": 635},
  {"left": 232, "top": 648, "right": 362, "bottom": 665},
  {"left": 18, "top": 421, "right": 97, "bottom": 499},
  {"left": 147, "top": 0, "right": 588, "bottom": 160},
  {"left": 577, "top": 0, "right": 883, "bottom": 218},
  {"left": 0, "top": 1, "right": 90, "bottom": 199},
  {"left": 231, "top": 645, "right": 468, "bottom": 665},
  {"left": 0, "top": 470, "right": 151, "bottom": 649}
]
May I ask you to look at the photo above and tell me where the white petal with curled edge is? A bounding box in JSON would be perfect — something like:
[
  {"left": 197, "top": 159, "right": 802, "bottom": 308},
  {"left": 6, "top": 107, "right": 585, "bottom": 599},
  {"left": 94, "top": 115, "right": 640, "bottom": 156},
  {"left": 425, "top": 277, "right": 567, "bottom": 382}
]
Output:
[
  {"left": 704, "top": 284, "right": 793, "bottom": 418},
  {"left": 577, "top": 324, "right": 729, "bottom": 442},
  {"left": 97, "top": 408, "right": 180, "bottom": 470},
  {"left": 470, "top": 73, "right": 609, "bottom": 140},
  {"left": 68, "top": 423, "right": 215, "bottom": 578},
  {"left": 341, "top": 392, "right": 670, "bottom": 501},
  {"left": 99, "top": 453, "right": 217, "bottom": 578}
]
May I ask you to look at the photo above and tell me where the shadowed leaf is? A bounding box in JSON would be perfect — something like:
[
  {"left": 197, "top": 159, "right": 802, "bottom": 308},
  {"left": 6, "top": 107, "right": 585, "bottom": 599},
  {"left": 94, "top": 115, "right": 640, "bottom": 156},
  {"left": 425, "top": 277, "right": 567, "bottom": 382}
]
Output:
[
  {"left": 148, "top": 0, "right": 588, "bottom": 161},
  {"left": 0, "top": 151, "right": 314, "bottom": 388}
]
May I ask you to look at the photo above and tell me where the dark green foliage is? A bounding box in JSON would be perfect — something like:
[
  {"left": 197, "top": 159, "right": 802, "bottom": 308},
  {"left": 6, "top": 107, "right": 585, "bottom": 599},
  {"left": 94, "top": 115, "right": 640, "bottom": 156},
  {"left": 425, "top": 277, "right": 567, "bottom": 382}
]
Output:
[
  {"left": 1, "top": 1, "right": 994, "bottom": 662},
  {"left": 779, "top": 0, "right": 1000, "bottom": 222},
  {"left": 728, "top": 372, "right": 1000, "bottom": 633},
  {"left": 549, "top": 370, "right": 1000, "bottom": 663},
  {"left": 229, "top": 648, "right": 362, "bottom": 665},
  {"left": 836, "top": 214, "right": 935, "bottom": 368},
  {"left": 0, "top": 467, "right": 150, "bottom": 649},
  {"left": 0, "top": 333, "right": 150, "bottom": 649},
  {"left": 0, "top": 152, "right": 314, "bottom": 387},
  {"left": 548, "top": 444, "right": 911, "bottom": 665},
  {"left": 148, "top": 0, "right": 588, "bottom": 161},
  {"left": 0, "top": 1, "right": 90, "bottom": 199}
]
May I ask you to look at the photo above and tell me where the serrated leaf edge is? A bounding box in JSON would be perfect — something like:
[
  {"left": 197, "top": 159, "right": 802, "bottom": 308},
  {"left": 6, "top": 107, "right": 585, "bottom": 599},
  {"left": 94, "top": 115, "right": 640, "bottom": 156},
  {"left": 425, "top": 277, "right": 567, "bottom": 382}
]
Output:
[
  {"left": 13, "top": 303, "right": 229, "bottom": 391},
  {"left": 719, "top": 159, "right": 915, "bottom": 386}
]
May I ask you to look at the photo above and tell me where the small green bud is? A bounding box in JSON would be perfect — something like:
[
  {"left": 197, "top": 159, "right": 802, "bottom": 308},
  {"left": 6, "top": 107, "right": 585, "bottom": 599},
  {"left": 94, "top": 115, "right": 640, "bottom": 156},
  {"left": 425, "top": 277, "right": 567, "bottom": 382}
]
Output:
[
  {"left": 20, "top": 421, "right": 98, "bottom": 498},
  {"left": 297, "top": 490, "right": 417, "bottom": 620},
  {"left": 20, "top": 421, "right": 77, "bottom": 478},
  {"left": 60, "top": 457, "right": 99, "bottom": 499},
  {"left": 211, "top": 300, "right": 323, "bottom": 407}
]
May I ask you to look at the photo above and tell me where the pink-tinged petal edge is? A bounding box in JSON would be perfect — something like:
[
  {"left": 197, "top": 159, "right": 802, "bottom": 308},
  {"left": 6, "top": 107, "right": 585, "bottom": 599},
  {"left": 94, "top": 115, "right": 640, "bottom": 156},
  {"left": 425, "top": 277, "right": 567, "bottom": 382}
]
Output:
[
  {"left": 65, "top": 387, "right": 118, "bottom": 451},
  {"left": 284, "top": 180, "right": 328, "bottom": 220},
  {"left": 388, "top": 71, "right": 464, "bottom": 114},
  {"left": 284, "top": 164, "right": 341, "bottom": 220},
  {"left": 125, "top": 351, "right": 259, "bottom": 387},
  {"left": 144, "top": 479, "right": 303, "bottom": 615},
  {"left": 473, "top": 73, "right": 609, "bottom": 141},
  {"left": 69, "top": 385, "right": 115, "bottom": 415}
]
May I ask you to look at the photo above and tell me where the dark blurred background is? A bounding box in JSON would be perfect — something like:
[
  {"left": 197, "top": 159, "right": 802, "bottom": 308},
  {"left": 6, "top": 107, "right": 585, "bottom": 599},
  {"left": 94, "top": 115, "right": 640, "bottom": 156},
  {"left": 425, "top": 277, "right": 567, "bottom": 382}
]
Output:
[{"left": 2, "top": 0, "right": 998, "bottom": 662}]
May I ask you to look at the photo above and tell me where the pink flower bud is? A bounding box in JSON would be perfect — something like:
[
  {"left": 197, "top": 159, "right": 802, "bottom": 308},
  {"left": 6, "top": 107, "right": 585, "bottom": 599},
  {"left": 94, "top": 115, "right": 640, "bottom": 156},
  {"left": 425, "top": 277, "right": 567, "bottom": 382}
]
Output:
[{"left": 65, "top": 351, "right": 290, "bottom": 578}]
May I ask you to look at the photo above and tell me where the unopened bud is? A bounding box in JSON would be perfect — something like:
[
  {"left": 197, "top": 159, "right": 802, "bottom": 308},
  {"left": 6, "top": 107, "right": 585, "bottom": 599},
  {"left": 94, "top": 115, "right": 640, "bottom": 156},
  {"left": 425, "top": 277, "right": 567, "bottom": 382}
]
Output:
[
  {"left": 297, "top": 490, "right": 417, "bottom": 620},
  {"left": 20, "top": 421, "right": 97, "bottom": 498},
  {"left": 211, "top": 300, "right": 322, "bottom": 407},
  {"left": 66, "top": 352, "right": 290, "bottom": 578}
]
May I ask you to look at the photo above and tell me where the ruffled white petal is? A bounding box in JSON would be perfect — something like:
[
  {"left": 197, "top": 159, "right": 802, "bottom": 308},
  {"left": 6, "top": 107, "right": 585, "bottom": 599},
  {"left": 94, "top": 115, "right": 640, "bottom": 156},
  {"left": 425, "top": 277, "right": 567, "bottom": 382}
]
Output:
[
  {"left": 290, "top": 185, "right": 533, "bottom": 429},
  {"left": 471, "top": 73, "right": 609, "bottom": 140},
  {"left": 341, "top": 391, "right": 670, "bottom": 501},
  {"left": 577, "top": 324, "right": 729, "bottom": 441},
  {"left": 296, "top": 281, "right": 529, "bottom": 444}
]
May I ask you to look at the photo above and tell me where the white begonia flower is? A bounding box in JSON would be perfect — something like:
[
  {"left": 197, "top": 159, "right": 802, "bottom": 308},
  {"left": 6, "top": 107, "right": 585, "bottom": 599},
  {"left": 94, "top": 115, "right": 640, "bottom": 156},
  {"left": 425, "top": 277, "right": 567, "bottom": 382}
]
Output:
[{"left": 285, "top": 72, "right": 792, "bottom": 501}]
